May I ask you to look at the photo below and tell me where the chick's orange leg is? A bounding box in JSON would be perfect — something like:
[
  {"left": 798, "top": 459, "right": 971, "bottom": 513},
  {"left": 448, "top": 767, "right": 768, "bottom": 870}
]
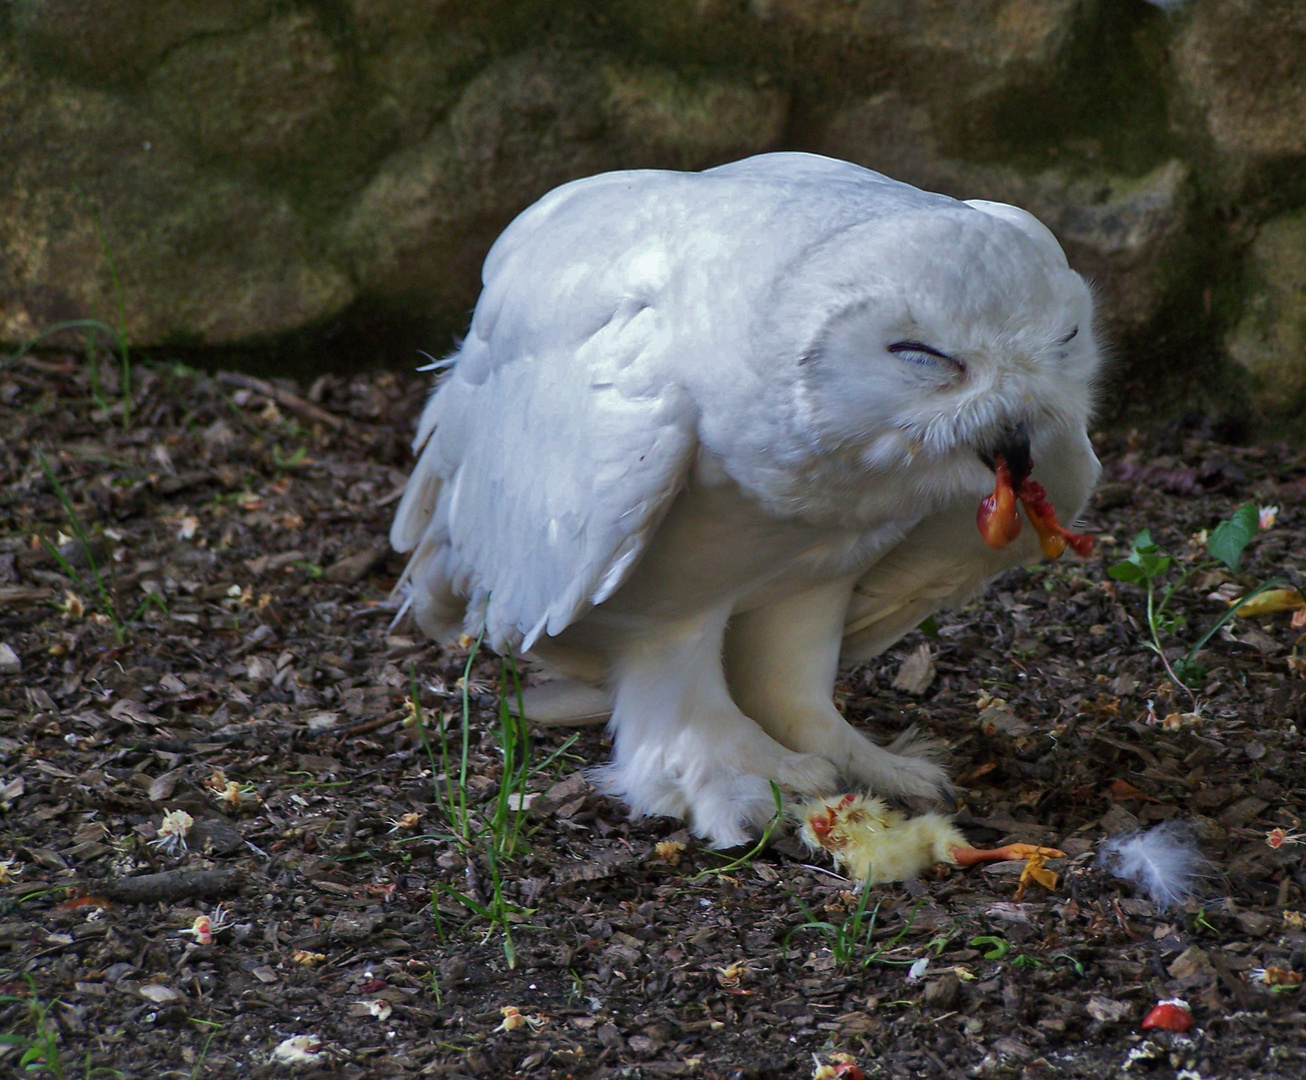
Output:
[
  {"left": 977, "top": 459, "right": 1021, "bottom": 549},
  {"left": 949, "top": 843, "right": 1066, "bottom": 867}
]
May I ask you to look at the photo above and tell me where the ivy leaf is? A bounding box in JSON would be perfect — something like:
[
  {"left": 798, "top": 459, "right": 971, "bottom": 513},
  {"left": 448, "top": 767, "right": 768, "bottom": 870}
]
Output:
[
  {"left": 1137, "top": 551, "right": 1172, "bottom": 579},
  {"left": 1109, "top": 531, "right": 1171, "bottom": 584},
  {"left": 1108, "top": 560, "right": 1147, "bottom": 584},
  {"left": 1207, "top": 504, "right": 1259, "bottom": 572}
]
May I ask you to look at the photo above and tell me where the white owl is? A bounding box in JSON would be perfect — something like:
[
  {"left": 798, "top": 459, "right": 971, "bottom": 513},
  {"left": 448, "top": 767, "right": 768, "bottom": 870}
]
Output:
[{"left": 391, "top": 152, "right": 1101, "bottom": 848}]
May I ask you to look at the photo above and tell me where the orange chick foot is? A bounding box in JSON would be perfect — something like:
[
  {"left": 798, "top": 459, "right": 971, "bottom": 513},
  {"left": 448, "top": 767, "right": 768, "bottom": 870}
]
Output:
[
  {"left": 977, "top": 459, "right": 1021, "bottom": 548},
  {"left": 949, "top": 843, "right": 1067, "bottom": 867}
]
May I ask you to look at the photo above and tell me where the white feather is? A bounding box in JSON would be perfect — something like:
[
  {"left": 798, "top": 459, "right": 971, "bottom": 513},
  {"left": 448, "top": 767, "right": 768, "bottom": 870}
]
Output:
[{"left": 1098, "top": 821, "right": 1210, "bottom": 910}]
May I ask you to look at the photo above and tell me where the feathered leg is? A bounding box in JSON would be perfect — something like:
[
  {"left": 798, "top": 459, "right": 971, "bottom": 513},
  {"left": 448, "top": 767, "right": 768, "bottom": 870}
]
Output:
[
  {"left": 596, "top": 603, "right": 839, "bottom": 849},
  {"left": 725, "top": 576, "right": 951, "bottom": 804}
]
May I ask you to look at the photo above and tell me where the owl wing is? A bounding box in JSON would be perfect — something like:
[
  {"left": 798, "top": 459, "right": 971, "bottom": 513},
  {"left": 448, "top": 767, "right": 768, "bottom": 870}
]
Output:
[
  {"left": 840, "top": 503, "right": 1037, "bottom": 662},
  {"left": 389, "top": 175, "right": 700, "bottom": 653}
]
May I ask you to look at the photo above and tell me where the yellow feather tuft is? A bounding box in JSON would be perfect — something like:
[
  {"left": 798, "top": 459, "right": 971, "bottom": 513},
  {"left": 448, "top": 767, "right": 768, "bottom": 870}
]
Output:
[{"left": 796, "top": 794, "right": 967, "bottom": 884}]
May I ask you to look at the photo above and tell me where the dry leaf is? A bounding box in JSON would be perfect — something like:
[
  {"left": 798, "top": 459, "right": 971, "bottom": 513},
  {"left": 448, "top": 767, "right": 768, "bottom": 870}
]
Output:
[
  {"left": 1233, "top": 587, "right": 1304, "bottom": 617},
  {"left": 1109, "top": 779, "right": 1159, "bottom": 802},
  {"left": 1086, "top": 995, "right": 1132, "bottom": 1023},
  {"left": 148, "top": 769, "right": 183, "bottom": 803}
]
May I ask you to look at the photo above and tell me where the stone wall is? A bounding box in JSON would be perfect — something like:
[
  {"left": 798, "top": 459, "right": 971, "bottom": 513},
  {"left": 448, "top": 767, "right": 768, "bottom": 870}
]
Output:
[{"left": 2, "top": 1, "right": 1303, "bottom": 426}]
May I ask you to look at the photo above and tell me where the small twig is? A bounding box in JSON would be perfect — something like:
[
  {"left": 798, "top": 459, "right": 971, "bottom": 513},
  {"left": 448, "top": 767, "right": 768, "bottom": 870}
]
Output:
[
  {"left": 95, "top": 867, "right": 243, "bottom": 904},
  {"left": 338, "top": 711, "right": 403, "bottom": 739},
  {"left": 216, "top": 371, "right": 347, "bottom": 431}
]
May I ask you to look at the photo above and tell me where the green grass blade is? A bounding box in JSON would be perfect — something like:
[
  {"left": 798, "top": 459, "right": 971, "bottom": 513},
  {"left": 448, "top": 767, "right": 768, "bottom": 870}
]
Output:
[
  {"left": 691, "top": 782, "right": 784, "bottom": 880},
  {"left": 37, "top": 451, "right": 125, "bottom": 642}
]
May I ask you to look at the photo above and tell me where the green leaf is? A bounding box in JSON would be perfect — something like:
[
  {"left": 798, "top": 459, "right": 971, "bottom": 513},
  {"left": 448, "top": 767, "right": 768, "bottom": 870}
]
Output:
[
  {"left": 1108, "top": 546, "right": 1171, "bottom": 585},
  {"left": 1131, "top": 529, "right": 1157, "bottom": 554},
  {"left": 1108, "top": 560, "right": 1147, "bottom": 584},
  {"left": 1136, "top": 551, "right": 1172, "bottom": 579},
  {"left": 969, "top": 935, "right": 1009, "bottom": 960},
  {"left": 1208, "top": 504, "right": 1260, "bottom": 572},
  {"left": 1210, "top": 507, "right": 1260, "bottom": 568}
]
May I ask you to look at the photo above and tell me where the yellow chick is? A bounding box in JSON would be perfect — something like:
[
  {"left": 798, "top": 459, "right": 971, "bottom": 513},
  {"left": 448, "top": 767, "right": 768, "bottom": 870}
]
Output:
[{"left": 796, "top": 793, "right": 1064, "bottom": 884}]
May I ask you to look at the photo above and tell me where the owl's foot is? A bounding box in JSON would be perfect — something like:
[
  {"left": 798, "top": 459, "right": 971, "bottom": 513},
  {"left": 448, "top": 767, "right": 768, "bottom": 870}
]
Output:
[
  {"left": 599, "top": 606, "right": 846, "bottom": 848},
  {"left": 595, "top": 708, "right": 840, "bottom": 850},
  {"left": 848, "top": 724, "right": 954, "bottom": 807},
  {"left": 724, "top": 577, "right": 952, "bottom": 806},
  {"left": 749, "top": 703, "right": 953, "bottom": 808}
]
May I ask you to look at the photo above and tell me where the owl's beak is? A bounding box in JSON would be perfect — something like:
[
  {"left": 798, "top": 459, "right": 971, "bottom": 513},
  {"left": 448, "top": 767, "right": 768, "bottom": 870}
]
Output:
[{"left": 979, "top": 423, "right": 1032, "bottom": 488}]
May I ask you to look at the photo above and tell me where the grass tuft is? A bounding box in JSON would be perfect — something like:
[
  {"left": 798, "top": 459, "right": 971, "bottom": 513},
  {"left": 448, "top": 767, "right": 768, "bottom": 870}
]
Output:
[
  {"left": 0, "top": 979, "right": 64, "bottom": 1077},
  {"left": 408, "top": 637, "right": 576, "bottom": 969},
  {"left": 786, "top": 892, "right": 923, "bottom": 973}
]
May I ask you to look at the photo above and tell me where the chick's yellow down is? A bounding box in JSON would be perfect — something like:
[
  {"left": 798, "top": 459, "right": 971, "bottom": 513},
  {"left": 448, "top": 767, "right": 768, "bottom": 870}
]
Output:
[
  {"left": 798, "top": 794, "right": 965, "bottom": 883},
  {"left": 797, "top": 794, "right": 1065, "bottom": 884}
]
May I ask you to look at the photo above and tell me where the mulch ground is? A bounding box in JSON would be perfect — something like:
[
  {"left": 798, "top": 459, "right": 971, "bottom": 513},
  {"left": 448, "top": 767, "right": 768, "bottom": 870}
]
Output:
[{"left": 2, "top": 355, "right": 1305, "bottom": 1080}]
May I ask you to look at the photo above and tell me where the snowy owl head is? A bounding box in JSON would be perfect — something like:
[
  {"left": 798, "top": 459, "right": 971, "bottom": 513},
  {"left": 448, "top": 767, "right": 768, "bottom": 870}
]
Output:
[{"left": 771, "top": 200, "right": 1100, "bottom": 511}]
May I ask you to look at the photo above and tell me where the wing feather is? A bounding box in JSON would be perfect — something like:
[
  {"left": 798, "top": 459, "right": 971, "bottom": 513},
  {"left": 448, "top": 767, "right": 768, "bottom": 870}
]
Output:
[
  {"left": 390, "top": 218, "right": 698, "bottom": 652},
  {"left": 840, "top": 503, "right": 1033, "bottom": 662}
]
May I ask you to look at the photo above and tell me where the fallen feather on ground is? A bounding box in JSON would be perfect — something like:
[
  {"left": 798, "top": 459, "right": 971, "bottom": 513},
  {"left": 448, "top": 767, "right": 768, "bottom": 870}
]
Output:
[
  {"left": 271, "top": 1035, "right": 324, "bottom": 1066},
  {"left": 1098, "top": 821, "right": 1208, "bottom": 910}
]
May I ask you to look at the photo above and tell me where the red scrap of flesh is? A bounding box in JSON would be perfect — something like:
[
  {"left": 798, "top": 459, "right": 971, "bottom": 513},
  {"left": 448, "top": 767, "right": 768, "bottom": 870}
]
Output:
[
  {"left": 1017, "top": 478, "right": 1095, "bottom": 558},
  {"left": 810, "top": 811, "right": 833, "bottom": 840},
  {"left": 809, "top": 794, "right": 857, "bottom": 842},
  {"left": 1141, "top": 1002, "right": 1193, "bottom": 1033},
  {"left": 976, "top": 457, "right": 1094, "bottom": 558}
]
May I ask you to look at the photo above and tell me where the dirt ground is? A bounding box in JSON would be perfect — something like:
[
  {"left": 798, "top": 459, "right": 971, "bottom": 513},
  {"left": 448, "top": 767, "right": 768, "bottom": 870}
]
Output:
[{"left": 2, "top": 355, "right": 1305, "bottom": 1080}]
